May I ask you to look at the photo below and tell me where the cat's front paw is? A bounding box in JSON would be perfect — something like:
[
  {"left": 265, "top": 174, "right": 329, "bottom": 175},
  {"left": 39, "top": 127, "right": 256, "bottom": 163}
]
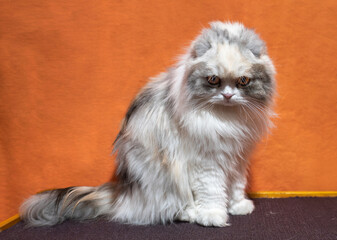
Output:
[
  {"left": 229, "top": 199, "right": 254, "bottom": 215},
  {"left": 195, "top": 208, "right": 229, "bottom": 227},
  {"left": 177, "top": 207, "right": 197, "bottom": 222}
]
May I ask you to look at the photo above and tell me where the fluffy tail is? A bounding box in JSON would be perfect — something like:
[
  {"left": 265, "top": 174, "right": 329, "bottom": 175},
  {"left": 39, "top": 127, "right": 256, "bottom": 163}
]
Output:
[{"left": 20, "top": 183, "right": 113, "bottom": 226}]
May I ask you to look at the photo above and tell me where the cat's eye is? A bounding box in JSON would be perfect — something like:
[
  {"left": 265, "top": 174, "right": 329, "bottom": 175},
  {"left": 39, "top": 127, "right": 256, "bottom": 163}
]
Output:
[
  {"left": 237, "top": 76, "right": 251, "bottom": 86},
  {"left": 207, "top": 75, "right": 220, "bottom": 85}
]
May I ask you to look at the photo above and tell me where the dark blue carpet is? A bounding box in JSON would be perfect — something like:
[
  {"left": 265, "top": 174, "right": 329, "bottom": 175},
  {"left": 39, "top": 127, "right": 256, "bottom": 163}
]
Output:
[{"left": 1, "top": 198, "right": 336, "bottom": 240}]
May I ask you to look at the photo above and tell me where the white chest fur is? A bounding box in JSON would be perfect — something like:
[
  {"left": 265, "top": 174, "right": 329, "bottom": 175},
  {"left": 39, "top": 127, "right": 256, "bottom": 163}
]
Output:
[{"left": 180, "top": 108, "right": 256, "bottom": 159}]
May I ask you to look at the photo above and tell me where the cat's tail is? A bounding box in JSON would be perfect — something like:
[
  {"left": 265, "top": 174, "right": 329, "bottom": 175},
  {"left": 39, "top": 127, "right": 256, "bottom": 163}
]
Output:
[{"left": 19, "top": 183, "right": 114, "bottom": 226}]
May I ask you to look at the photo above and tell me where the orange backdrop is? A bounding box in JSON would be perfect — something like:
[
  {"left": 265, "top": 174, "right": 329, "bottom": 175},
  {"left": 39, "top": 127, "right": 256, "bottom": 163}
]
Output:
[{"left": 1, "top": 0, "right": 337, "bottom": 221}]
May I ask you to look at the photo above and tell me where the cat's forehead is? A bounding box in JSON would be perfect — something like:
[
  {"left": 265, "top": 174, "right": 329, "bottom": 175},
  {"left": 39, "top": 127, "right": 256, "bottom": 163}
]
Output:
[
  {"left": 200, "top": 43, "right": 252, "bottom": 78},
  {"left": 216, "top": 43, "right": 251, "bottom": 76}
]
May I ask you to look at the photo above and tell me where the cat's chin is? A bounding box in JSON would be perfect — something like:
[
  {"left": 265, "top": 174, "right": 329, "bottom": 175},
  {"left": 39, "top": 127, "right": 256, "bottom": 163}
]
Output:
[
  {"left": 212, "top": 101, "right": 238, "bottom": 108},
  {"left": 221, "top": 101, "right": 236, "bottom": 107}
]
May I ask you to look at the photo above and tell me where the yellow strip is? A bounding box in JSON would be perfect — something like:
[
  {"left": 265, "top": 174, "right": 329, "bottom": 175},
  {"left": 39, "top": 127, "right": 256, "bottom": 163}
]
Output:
[
  {"left": 0, "top": 214, "right": 20, "bottom": 232},
  {"left": 248, "top": 191, "right": 337, "bottom": 198}
]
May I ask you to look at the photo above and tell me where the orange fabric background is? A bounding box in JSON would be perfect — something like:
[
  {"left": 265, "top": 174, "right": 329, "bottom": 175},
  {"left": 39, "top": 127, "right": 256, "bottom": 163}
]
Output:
[{"left": 1, "top": 0, "right": 337, "bottom": 221}]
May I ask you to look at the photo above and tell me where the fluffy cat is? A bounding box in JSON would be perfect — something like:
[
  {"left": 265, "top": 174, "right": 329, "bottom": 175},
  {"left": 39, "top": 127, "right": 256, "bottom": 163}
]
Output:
[{"left": 20, "top": 21, "right": 275, "bottom": 227}]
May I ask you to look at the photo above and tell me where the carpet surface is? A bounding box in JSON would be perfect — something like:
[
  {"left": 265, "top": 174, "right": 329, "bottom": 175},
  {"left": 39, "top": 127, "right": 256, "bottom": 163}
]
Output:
[{"left": 1, "top": 198, "right": 336, "bottom": 240}]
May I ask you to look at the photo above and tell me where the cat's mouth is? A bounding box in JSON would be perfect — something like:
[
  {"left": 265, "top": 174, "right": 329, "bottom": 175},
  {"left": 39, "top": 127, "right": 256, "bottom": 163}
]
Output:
[{"left": 222, "top": 101, "right": 236, "bottom": 106}]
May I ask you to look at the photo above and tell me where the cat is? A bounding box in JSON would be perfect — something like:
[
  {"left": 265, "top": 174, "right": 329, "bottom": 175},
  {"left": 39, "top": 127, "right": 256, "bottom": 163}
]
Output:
[{"left": 20, "top": 21, "right": 275, "bottom": 227}]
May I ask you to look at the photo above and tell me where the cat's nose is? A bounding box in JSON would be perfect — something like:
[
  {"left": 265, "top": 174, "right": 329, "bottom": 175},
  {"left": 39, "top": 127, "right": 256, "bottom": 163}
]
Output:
[{"left": 222, "top": 93, "right": 234, "bottom": 100}]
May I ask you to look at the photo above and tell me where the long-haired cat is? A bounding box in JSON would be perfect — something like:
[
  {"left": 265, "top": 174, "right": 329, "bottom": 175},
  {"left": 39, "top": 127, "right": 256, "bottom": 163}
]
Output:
[{"left": 20, "top": 21, "right": 275, "bottom": 227}]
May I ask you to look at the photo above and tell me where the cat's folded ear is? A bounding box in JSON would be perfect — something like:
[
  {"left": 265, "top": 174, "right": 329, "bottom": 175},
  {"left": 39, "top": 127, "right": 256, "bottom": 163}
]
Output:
[
  {"left": 239, "top": 28, "right": 267, "bottom": 58},
  {"left": 190, "top": 27, "right": 229, "bottom": 59}
]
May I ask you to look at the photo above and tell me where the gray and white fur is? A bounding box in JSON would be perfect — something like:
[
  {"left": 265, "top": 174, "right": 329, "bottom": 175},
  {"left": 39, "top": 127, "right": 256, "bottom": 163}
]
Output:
[{"left": 20, "top": 21, "right": 276, "bottom": 227}]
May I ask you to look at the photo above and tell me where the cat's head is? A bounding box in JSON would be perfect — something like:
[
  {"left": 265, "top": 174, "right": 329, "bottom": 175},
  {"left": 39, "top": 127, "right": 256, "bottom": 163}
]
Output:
[{"left": 184, "top": 21, "right": 275, "bottom": 109}]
